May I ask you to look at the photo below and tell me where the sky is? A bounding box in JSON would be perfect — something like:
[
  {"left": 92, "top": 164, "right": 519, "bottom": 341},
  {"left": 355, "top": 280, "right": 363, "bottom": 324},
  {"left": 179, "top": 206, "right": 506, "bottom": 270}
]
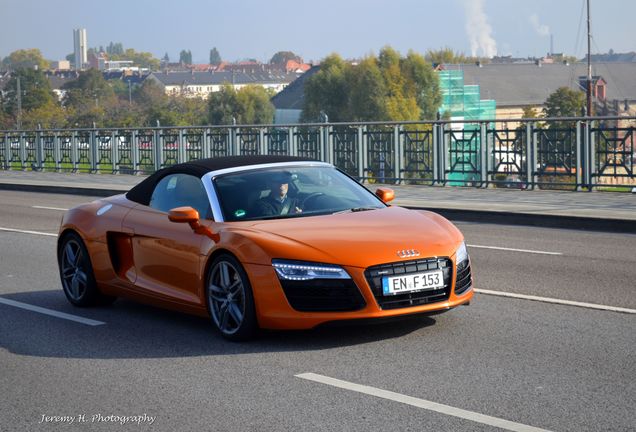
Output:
[{"left": 1, "top": 0, "right": 634, "bottom": 63}]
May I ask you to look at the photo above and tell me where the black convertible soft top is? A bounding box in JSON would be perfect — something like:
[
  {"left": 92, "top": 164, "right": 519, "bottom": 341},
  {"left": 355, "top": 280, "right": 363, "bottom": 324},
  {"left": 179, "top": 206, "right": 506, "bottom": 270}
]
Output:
[{"left": 126, "top": 155, "right": 317, "bottom": 205}]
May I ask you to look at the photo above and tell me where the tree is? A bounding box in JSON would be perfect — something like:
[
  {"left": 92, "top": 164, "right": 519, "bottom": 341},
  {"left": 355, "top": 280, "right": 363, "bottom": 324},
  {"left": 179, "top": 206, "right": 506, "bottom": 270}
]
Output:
[
  {"left": 544, "top": 87, "right": 585, "bottom": 120},
  {"left": 106, "top": 42, "right": 124, "bottom": 56},
  {"left": 109, "top": 48, "right": 160, "bottom": 70},
  {"left": 65, "top": 53, "right": 75, "bottom": 64},
  {"left": 2, "top": 49, "right": 49, "bottom": 71},
  {"left": 400, "top": 51, "right": 441, "bottom": 120},
  {"left": 3, "top": 68, "right": 56, "bottom": 117},
  {"left": 62, "top": 69, "right": 117, "bottom": 127},
  {"left": 209, "top": 47, "right": 222, "bottom": 65},
  {"left": 162, "top": 52, "right": 170, "bottom": 63},
  {"left": 425, "top": 47, "right": 475, "bottom": 65},
  {"left": 179, "top": 50, "right": 193, "bottom": 65},
  {"left": 347, "top": 57, "right": 387, "bottom": 121},
  {"left": 208, "top": 85, "right": 275, "bottom": 125},
  {"left": 301, "top": 54, "right": 350, "bottom": 122},
  {"left": 270, "top": 51, "right": 302, "bottom": 65},
  {"left": 208, "top": 85, "right": 240, "bottom": 125},
  {"left": 378, "top": 46, "right": 419, "bottom": 121}
]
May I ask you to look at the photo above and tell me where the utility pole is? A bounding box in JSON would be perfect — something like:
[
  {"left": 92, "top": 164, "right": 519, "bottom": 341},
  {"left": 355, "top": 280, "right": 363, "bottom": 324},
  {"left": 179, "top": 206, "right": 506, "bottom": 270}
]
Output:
[
  {"left": 586, "top": 0, "right": 593, "bottom": 116},
  {"left": 16, "top": 76, "right": 22, "bottom": 130}
]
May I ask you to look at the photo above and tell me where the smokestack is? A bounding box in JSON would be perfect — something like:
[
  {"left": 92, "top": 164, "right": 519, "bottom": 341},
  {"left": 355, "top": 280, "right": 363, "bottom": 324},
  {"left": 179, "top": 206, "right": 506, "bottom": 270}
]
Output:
[{"left": 550, "top": 34, "right": 554, "bottom": 56}]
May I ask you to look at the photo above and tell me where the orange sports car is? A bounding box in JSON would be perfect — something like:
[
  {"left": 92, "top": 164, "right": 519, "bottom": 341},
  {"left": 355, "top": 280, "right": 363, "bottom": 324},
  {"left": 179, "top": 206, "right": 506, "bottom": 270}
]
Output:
[{"left": 57, "top": 156, "right": 473, "bottom": 340}]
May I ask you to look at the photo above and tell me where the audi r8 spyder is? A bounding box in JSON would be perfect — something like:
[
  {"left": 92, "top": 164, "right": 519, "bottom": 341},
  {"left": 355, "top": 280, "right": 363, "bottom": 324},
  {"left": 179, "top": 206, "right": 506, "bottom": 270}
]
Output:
[{"left": 57, "top": 156, "right": 473, "bottom": 340}]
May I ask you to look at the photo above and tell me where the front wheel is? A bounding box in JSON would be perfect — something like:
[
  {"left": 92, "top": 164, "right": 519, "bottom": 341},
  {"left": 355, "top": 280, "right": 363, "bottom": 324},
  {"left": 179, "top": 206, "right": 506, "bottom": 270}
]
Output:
[{"left": 206, "top": 254, "right": 257, "bottom": 341}]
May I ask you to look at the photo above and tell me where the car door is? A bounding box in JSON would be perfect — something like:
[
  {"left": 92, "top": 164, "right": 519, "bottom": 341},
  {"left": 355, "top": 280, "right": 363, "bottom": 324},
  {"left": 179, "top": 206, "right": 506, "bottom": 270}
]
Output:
[{"left": 122, "top": 173, "right": 212, "bottom": 305}]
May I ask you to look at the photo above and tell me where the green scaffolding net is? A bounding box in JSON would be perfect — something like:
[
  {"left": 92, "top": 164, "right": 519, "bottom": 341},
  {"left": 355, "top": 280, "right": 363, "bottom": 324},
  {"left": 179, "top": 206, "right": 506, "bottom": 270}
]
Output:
[{"left": 438, "top": 69, "right": 496, "bottom": 185}]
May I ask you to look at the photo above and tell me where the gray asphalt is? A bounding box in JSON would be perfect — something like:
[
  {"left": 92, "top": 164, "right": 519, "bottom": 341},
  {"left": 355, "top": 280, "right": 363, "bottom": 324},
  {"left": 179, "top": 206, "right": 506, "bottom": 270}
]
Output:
[{"left": 1, "top": 191, "right": 635, "bottom": 431}]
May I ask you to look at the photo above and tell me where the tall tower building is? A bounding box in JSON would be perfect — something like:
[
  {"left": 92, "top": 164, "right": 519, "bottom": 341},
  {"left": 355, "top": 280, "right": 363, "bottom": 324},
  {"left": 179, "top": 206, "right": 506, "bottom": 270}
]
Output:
[{"left": 73, "top": 28, "right": 87, "bottom": 70}]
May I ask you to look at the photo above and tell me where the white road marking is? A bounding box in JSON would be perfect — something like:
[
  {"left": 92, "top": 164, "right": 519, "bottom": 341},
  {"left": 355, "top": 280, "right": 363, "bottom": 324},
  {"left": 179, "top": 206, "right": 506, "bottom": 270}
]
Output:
[
  {"left": 32, "top": 205, "right": 68, "bottom": 211},
  {"left": 296, "top": 373, "right": 552, "bottom": 432},
  {"left": 468, "top": 244, "right": 562, "bottom": 256},
  {"left": 0, "top": 227, "right": 57, "bottom": 237},
  {"left": 475, "top": 289, "right": 636, "bottom": 314},
  {"left": 0, "top": 297, "right": 105, "bottom": 326}
]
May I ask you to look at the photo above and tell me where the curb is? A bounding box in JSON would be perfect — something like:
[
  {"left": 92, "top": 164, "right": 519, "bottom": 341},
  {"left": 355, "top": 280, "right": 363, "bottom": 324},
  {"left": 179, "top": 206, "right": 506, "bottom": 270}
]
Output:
[{"left": 1, "top": 182, "right": 633, "bottom": 234}]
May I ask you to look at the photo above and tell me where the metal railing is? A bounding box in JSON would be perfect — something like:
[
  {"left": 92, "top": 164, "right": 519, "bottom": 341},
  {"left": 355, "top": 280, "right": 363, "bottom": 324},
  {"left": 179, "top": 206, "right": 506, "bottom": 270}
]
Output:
[{"left": 1, "top": 116, "right": 635, "bottom": 190}]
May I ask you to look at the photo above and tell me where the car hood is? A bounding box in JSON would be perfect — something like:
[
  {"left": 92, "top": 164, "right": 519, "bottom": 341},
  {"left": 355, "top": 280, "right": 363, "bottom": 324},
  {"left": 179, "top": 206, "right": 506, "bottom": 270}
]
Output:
[{"left": 230, "top": 206, "right": 463, "bottom": 268}]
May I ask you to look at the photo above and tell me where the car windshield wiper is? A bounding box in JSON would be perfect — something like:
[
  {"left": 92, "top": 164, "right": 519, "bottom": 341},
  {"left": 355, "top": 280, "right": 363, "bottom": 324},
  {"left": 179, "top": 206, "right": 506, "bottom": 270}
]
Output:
[{"left": 333, "top": 207, "right": 378, "bottom": 215}]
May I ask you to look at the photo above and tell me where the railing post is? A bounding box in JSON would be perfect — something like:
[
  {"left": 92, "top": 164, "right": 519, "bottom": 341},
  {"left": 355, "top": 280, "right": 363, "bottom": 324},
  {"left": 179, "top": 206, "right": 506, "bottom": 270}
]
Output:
[
  {"left": 111, "top": 131, "right": 118, "bottom": 174},
  {"left": 480, "top": 121, "right": 488, "bottom": 187},
  {"left": 3, "top": 133, "right": 9, "bottom": 169},
  {"left": 532, "top": 124, "right": 539, "bottom": 188},
  {"left": 432, "top": 122, "right": 439, "bottom": 184},
  {"left": 357, "top": 126, "right": 364, "bottom": 180},
  {"left": 19, "top": 131, "right": 26, "bottom": 170},
  {"left": 178, "top": 129, "right": 185, "bottom": 164},
  {"left": 393, "top": 124, "right": 401, "bottom": 184},
  {"left": 36, "top": 126, "right": 43, "bottom": 171},
  {"left": 71, "top": 130, "right": 78, "bottom": 173},
  {"left": 442, "top": 123, "right": 449, "bottom": 185},
  {"left": 589, "top": 120, "right": 596, "bottom": 190},
  {"left": 231, "top": 126, "right": 238, "bottom": 156},
  {"left": 525, "top": 121, "right": 533, "bottom": 190},
  {"left": 201, "top": 128, "right": 209, "bottom": 159},
  {"left": 131, "top": 130, "right": 139, "bottom": 174},
  {"left": 327, "top": 125, "right": 334, "bottom": 165},
  {"left": 154, "top": 127, "right": 162, "bottom": 171},
  {"left": 90, "top": 127, "right": 98, "bottom": 173},
  {"left": 259, "top": 128, "right": 266, "bottom": 155},
  {"left": 576, "top": 121, "right": 583, "bottom": 190},
  {"left": 54, "top": 132, "right": 61, "bottom": 172},
  {"left": 289, "top": 127, "right": 296, "bottom": 156}
]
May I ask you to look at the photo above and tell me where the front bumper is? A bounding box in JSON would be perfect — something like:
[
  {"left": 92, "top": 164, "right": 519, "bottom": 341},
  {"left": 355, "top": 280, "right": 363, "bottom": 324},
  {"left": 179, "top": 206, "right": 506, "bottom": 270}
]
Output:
[{"left": 245, "top": 260, "right": 473, "bottom": 330}]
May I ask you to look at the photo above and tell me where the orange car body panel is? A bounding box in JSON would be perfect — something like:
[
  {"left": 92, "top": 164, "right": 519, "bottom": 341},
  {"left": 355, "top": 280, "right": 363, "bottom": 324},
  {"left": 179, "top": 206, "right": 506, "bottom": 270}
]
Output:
[{"left": 59, "top": 195, "right": 473, "bottom": 329}]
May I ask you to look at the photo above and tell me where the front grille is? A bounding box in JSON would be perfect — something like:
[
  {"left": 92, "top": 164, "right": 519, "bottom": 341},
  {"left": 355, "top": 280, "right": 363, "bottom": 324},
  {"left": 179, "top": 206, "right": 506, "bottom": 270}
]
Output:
[
  {"left": 279, "top": 279, "right": 366, "bottom": 312},
  {"left": 364, "top": 258, "right": 452, "bottom": 310},
  {"left": 455, "top": 261, "right": 472, "bottom": 295}
]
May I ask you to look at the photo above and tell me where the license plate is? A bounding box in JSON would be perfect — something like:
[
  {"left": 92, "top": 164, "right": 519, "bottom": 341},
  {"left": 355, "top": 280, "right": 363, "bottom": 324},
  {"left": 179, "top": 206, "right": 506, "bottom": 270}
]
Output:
[{"left": 382, "top": 270, "right": 444, "bottom": 295}]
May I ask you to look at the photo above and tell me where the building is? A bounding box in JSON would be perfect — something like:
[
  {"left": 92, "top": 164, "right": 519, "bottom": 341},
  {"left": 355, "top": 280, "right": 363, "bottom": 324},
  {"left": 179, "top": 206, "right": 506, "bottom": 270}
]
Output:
[
  {"left": 455, "top": 62, "right": 636, "bottom": 121},
  {"left": 271, "top": 66, "right": 320, "bottom": 123},
  {"left": 50, "top": 60, "right": 71, "bottom": 71},
  {"left": 146, "top": 70, "right": 302, "bottom": 98},
  {"left": 73, "top": 28, "right": 87, "bottom": 70}
]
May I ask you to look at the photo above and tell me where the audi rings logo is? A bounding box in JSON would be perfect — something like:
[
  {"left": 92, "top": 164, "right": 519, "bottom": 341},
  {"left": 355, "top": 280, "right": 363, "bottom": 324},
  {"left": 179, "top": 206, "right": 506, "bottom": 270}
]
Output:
[{"left": 397, "top": 249, "right": 420, "bottom": 258}]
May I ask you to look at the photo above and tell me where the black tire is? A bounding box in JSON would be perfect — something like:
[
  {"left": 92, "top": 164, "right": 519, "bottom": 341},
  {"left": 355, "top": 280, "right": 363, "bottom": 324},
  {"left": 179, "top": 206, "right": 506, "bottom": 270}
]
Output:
[
  {"left": 58, "top": 232, "right": 116, "bottom": 307},
  {"left": 206, "top": 254, "right": 257, "bottom": 341}
]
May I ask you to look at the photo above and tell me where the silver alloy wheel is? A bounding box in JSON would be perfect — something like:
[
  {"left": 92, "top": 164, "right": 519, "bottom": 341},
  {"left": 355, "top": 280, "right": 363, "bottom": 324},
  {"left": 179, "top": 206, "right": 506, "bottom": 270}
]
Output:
[
  {"left": 208, "top": 260, "right": 246, "bottom": 335},
  {"left": 61, "top": 239, "right": 88, "bottom": 301}
]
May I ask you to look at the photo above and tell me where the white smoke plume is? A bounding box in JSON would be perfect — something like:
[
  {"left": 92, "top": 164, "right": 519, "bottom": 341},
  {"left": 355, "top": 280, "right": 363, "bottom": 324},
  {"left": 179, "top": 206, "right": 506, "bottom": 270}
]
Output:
[
  {"left": 529, "top": 14, "right": 550, "bottom": 37},
  {"left": 462, "top": 0, "right": 497, "bottom": 58}
]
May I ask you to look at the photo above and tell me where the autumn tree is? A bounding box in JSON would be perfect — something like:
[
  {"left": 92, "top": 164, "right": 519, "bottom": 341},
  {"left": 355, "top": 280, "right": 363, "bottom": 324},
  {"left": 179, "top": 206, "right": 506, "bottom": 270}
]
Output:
[
  {"left": 208, "top": 84, "right": 274, "bottom": 125},
  {"left": 2, "top": 49, "right": 49, "bottom": 71}
]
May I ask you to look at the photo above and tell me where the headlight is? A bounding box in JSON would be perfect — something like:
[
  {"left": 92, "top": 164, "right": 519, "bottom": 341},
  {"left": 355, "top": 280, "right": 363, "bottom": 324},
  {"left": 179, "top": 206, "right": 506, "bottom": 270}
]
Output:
[
  {"left": 272, "top": 259, "right": 351, "bottom": 280},
  {"left": 456, "top": 241, "right": 469, "bottom": 264}
]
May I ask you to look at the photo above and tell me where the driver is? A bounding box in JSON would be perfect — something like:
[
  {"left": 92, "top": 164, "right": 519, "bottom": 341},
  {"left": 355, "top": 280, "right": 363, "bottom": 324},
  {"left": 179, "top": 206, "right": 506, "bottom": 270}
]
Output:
[{"left": 253, "top": 172, "right": 302, "bottom": 216}]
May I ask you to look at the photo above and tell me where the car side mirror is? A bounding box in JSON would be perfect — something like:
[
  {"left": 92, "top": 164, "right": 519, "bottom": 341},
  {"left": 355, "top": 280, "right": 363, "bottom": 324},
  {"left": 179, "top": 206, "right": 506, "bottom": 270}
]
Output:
[
  {"left": 168, "top": 206, "right": 220, "bottom": 242},
  {"left": 375, "top": 187, "right": 395, "bottom": 203},
  {"left": 168, "top": 206, "right": 200, "bottom": 224}
]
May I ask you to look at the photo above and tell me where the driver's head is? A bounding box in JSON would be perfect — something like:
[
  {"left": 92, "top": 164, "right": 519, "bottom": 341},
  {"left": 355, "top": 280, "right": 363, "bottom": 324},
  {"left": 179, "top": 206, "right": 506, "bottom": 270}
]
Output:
[{"left": 268, "top": 172, "right": 292, "bottom": 199}]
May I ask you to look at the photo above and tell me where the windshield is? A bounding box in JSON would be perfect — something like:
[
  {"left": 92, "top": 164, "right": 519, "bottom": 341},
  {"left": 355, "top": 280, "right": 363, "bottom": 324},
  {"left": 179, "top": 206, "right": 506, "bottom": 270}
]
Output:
[{"left": 214, "top": 165, "right": 386, "bottom": 221}]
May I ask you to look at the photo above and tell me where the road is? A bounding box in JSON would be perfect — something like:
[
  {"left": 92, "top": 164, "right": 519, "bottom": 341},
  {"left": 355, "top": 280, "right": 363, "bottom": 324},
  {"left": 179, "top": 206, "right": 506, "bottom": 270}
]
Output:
[{"left": 0, "top": 190, "right": 634, "bottom": 431}]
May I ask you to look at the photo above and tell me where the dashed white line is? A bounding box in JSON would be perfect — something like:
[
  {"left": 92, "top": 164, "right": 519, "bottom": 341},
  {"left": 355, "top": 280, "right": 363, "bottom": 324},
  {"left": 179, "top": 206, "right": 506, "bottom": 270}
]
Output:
[
  {"left": 32, "top": 205, "right": 68, "bottom": 211},
  {"left": 0, "top": 297, "right": 105, "bottom": 326},
  {"left": 475, "top": 289, "right": 636, "bottom": 314},
  {"left": 0, "top": 227, "right": 57, "bottom": 237},
  {"left": 296, "top": 373, "right": 552, "bottom": 432},
  {"left": 468, "top": 244, "right": 562, "bottom": 256}
]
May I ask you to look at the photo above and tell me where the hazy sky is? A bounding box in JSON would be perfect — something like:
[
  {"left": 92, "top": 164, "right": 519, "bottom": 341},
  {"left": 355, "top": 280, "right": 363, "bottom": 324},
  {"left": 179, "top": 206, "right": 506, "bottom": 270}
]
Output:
[{"left": 1, "top": 0, "right": 634, "bottom": 63}]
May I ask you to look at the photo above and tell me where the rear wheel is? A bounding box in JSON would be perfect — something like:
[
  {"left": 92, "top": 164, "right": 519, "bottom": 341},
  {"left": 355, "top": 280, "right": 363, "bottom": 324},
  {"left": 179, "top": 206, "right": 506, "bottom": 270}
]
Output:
[
  {"left": 206, "top": 254, "right": 257, "bottom": 341},
  {"left": 58, "top": 232, "right": 115, "bottom": 307}
]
